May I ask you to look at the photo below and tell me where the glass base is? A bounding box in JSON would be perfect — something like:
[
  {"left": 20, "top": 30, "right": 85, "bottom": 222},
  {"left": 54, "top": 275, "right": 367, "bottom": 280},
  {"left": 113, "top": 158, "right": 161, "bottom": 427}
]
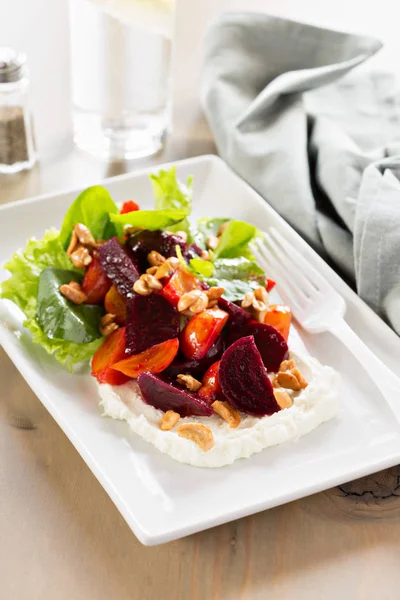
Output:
[
  {"left": 0, "top": 156, "right": 36, "bottom": 174},
  {"left": 72, "top": 108, "right": 168, "bottom": 160}
]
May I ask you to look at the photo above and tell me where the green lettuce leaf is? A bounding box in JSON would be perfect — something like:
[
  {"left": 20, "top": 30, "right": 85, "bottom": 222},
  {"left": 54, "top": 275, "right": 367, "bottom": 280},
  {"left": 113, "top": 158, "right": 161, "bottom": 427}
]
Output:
[
  {"left": 110, "top": 208, "right": 188, "bottom": 231},
  {"left": 150, "top": 167, "right": 192, "bottom": 212},
  {"left": 25, "top": 320, "right": 103, "bottom": 371},
  {"left": 60, "top": 185, "right": 120, "bottom": 248},
  {"left": 1, "top": 229, "right": 74, "bottom": 319},
  {"left": 1, "top": 229, "right": 103, "bottom": 369},
  {"left": 213, "top": 220, "right": 256, "bottom": 259},
  {"left": 150, "top": 167, "right": 193, "bottom": 236},
  {"left": 189, "top": 258, "right": 214, "bottom": 278},
  {"left": 37, "top": 268, "right": 104, "bottom": 343}
]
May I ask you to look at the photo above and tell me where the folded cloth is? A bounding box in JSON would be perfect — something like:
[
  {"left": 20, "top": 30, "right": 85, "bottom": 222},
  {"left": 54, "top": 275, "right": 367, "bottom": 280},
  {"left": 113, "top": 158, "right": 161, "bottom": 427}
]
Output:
[{"left": 201, "top": 13, "right": 400, "bottom": 334}]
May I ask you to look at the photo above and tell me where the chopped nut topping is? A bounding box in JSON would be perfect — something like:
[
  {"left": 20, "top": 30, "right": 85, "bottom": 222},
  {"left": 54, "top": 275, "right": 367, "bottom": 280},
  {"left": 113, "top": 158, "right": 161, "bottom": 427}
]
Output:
[
  {"left": 133, "top": 273, "right": 163, "bottom": 295},
  {"left": 99, "top": 322, "right": 119, "bottom": 337},
  {"left": 101, "top": 313, "right": 116, "bottom": 326},
  {"left": 241, "top": 286, "right": 269, "bottom": 322},
  {"left": 160, "top": 410, "right": 180, "bottom": 431},
  {"left": 274, "top": 389, "right": 293, "bottom": 409},
  {"left": 291, "top": 367, "right": 308, "bottom": 389},
  {"left": 154, "top": 257, "right": 179, "bottom": 280},
  {"left": 154, "top": 261, "right": 175, "bottom": 280},
  {"left": 70, "top": 246, "right": 92, "bottom": 269},
  {"left": 177, "top": 290, "right": 208, "bottom": 315},
  {"left": 279, "top": 359, "right": 296, "bottom": 372},
  {"left": 206, "top": 235, "right": 219, "bottom": 251},
  {"left": 147, "top": 250, "right": 166, "bottom": 267},
  {"left": 66, "top": 230, "right": 78, "bottom": 256},
  {"left": 276, "top": 371, "right": 301, "bottom": 390},
  {"left": 177, "top": 423, "right": 214, "bottom": 452},
  {"left": 275, "top": 359, "right": 308, "bottom": 391},
  {"left": 74, "top": 223, "right": 97, "bottom": 248},
  {"left": 59, "top": 281, "right": 87, "bottom": 304},
  {"left": 175, "top": 230, "right": 188, "bottom": 242},
  {"left": 200, "top": 250, "right": 211, "bottom": 261},
  {"left": 177, "top": 373, "right": 202, "bottom": 392},
  {"left": 206, "top": 286, "right": 224, "bottom": 308},
  {"left": 217, "top": 222, "right": 229, "bottom": 237},
  {"left": 212, "top": 400, "right": 241, "bottom": 428},
  {"left": 254, "top": 286, "right": 269, "bottom": 305},
  {"left": 146, "top": 266, "right": 159, "bottom": 275},
  {"left": 167, "top": 257, "right": 180, "bottom": 268}
]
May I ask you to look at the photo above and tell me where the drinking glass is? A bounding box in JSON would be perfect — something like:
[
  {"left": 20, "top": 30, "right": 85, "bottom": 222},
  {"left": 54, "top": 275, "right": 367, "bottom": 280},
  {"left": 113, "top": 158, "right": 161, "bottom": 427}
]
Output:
[{"left": 68, "top": 0, "right": 175, "bottom": 160}]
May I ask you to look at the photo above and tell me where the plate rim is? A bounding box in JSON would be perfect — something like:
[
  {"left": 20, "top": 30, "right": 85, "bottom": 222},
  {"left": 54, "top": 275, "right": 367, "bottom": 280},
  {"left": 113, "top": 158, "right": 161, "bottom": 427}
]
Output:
[{"left": 1, "top": 153, "right": 400, "bottom": 545}]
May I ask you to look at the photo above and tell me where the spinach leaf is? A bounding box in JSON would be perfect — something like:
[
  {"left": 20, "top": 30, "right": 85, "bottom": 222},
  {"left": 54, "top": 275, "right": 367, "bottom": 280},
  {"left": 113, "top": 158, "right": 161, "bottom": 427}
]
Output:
[
  {"left": 60, "top": 186, "right": 120, "bottom": 249},
  {"left": 205, "top": 257, "right": 265, "bottom": 302},
  {"left": 194, "top": 217, "right": 229, "bottom": 249},
  {"left": 110, "top": 209, "right": 188, "bottom": 230},
  {"left": 205, "top": 277, "right": 263, "bottom": 302},
  {"left": 36, "top": 268, "right": 104, "bottom": 344},
  {"left": 212, "top": 257, "right": 264, "bottom": 281}
]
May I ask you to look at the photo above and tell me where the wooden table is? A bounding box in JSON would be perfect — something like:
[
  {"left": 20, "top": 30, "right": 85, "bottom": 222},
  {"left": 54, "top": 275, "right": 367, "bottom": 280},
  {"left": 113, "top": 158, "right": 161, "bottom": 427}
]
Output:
[{"left": 2, "top": 2, "right": 400, "bottom": 598}]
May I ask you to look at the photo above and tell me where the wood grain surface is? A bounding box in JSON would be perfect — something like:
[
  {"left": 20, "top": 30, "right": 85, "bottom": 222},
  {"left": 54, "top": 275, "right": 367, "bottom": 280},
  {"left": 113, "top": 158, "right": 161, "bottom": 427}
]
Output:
[{"left": 2, "top": 1, "right": 400, "bottom": 599}]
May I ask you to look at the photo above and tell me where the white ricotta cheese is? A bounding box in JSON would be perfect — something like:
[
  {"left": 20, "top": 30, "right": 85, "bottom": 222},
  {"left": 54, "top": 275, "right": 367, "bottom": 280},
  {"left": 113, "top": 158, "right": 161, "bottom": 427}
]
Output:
[{"left": 98, "top": 348, "right": 340, "bottom": 468}]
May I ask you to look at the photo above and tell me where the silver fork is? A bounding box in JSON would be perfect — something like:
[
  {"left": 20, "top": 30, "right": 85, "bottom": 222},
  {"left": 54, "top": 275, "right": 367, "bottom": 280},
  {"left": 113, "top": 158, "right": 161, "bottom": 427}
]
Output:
[{"left": 252, "top": 227, "right": 400, "bottom": 421}]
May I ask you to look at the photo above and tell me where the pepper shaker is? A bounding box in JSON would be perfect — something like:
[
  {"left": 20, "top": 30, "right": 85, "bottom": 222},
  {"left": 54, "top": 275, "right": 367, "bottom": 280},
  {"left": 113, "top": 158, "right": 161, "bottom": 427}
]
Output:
[{"left": 0, "top": 47, "right": 36, "bottom": 173}]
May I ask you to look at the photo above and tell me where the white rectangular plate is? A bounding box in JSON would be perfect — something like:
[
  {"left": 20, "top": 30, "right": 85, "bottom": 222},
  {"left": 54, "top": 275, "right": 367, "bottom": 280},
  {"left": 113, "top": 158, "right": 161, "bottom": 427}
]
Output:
[{"left": 1, "top": 155, "right": 400, "bottom": 545}]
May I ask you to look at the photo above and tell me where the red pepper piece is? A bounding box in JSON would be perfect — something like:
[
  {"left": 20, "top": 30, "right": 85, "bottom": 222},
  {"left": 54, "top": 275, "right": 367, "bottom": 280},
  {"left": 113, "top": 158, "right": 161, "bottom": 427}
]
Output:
[
  {"left": 120, "top": 200, "right": 140, "bottom": 214},
  {"left": 82, "top": 254, "right": 112, "bottom": 304},
  {"left": 263, "top": 304, "right": 292, "bottom": 341},
  {"left": 111, "top": 338, "right": 179, "bottom": 378},
  {"left": 160, "top": 266, "right": 202, "bottom": 307},
  {"left": 91, "top": 327, "right": 130, "bottom": 385},
  {"left": 180, "top": 308, "right": 229, "bottom": 360},
  {"left": 198, "top": 360, "right": 222, "bottom": 404},
  {"left": 104, "top": 284, "right": 127, "bottom": 325}
]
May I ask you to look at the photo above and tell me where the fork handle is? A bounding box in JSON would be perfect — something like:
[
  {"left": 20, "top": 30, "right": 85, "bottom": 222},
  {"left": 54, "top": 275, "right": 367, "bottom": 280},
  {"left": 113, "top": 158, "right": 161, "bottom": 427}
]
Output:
[{"left": 329, "top": 317, "right": 400, "bottom": 415}]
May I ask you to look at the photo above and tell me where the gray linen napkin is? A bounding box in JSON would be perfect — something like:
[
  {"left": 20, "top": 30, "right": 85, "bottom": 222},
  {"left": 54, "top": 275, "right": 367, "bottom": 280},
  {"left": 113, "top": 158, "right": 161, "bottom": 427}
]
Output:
[{"left": 201, "top": 13, "right": 400, "bottom": 335}]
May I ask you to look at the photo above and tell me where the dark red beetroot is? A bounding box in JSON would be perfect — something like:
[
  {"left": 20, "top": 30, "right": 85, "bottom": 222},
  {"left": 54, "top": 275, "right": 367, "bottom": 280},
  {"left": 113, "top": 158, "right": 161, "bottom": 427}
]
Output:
[
  {"left": 163, "top": 335, "right": 224, "bottom": 379},
  {"left": 137, "top": 372, "right": 213, "bottom": 417},
  {"left": 127, "top": 230, "right": 202, "bottom": 273},
  {"left": 218, "top": 297, "right": 251, "bottom": 328},
  {"left": 125, "top": 293, "right": 180, "bottom": 356},
  {"left": 226, "top": 318, "right": 288, "bottom": 373},
  {"left": 98, "top": 238, "right": 140, "bottom": 299},
  {"left": 219, "top": 336, "right": 280, "bottom": 416}
]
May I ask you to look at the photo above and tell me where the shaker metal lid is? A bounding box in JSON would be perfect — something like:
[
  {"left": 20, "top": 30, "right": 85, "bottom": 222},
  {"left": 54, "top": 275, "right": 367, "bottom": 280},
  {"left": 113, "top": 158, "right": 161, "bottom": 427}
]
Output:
[{"left": 0, "top": 47, "right": 26, "bottom": 83}]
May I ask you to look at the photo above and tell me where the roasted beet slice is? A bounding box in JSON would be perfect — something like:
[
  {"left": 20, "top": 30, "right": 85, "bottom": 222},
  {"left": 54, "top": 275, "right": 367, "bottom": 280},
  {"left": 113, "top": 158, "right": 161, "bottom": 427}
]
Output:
[
  {"left": 137, "top": 372, "right": 213, "bottom": 417},
  {"left": 127, "top": 230, "right": 187, "bottom": 272},
  {"left": 219, "top": 336, "right": 280, "bottom": 416},
  {"left": 186, "top": 243, "right": 203, "bottom": 259},
  {"left": 226, "top": 318, "right": 288, "bottom": 373},
  {"left": 98, "top": 238, "right": 140, "bottom": 299},
  {"left": 125, "top": 293, "right": 180, "bottom": 356},
  {"left": 163, "top": 335, "right": 224, "bottom": 379},
  {"left": 218, "top": 297, "right": 250, "bottom": 328}
]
